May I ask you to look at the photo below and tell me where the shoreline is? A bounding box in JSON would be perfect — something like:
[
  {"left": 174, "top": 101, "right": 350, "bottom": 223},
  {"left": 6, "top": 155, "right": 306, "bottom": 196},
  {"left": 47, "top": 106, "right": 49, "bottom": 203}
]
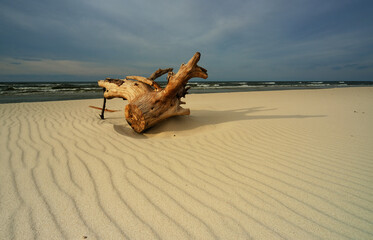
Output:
[
  {"left": 1, "top": 87, "right": 372, "bottom": 239},
  {"left": 1, "top": 85, "right": 372, "bottom": 104}
]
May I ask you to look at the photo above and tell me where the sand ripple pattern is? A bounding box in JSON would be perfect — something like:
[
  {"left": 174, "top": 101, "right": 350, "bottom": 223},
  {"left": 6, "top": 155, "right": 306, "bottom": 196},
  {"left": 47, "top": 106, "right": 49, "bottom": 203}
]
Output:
[{"left": 1, "top": 89, "right": 373, "bottom": 240}]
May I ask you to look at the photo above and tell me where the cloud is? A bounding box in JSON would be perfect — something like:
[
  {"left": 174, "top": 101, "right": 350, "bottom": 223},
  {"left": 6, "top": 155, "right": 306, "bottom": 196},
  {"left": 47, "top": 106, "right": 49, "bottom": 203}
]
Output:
[
  {"left": 332, "top": 63, "right": 372, "bottom": 71},
  {"left": 0, "top": 57, "right": 144, "bottom": 76},
  {"left": 0, "top": 0, "right": 373, "bottom": 81}
]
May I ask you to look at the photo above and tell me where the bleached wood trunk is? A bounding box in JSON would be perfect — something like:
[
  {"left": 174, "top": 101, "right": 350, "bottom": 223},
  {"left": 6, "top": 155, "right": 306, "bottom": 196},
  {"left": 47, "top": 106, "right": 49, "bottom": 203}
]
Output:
[{"left": 98, "top": 52, "right": 208, "bottom": 133}]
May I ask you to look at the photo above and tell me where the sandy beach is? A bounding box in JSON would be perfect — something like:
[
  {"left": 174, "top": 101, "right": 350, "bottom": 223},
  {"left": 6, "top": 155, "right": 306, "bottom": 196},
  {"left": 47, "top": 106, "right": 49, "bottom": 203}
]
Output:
[{"left": 0, "top": 87, "right": 372, "bottom": 240}]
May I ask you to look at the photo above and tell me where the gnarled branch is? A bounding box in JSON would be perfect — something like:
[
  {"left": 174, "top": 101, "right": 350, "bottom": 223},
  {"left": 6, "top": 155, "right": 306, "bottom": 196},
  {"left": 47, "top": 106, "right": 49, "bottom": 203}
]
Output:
[
  {"left": 125, "top": 76, "right": 162, "bottom": 91},
  {"left": 97, "top": 52, "right": 207, "bottom": 133}
]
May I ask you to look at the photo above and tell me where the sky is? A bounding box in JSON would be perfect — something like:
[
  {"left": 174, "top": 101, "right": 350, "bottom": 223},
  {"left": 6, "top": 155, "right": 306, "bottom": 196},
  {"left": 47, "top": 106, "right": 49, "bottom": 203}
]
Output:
[{"left": 0, "top": 0, "right": 373, "bottom": 82}]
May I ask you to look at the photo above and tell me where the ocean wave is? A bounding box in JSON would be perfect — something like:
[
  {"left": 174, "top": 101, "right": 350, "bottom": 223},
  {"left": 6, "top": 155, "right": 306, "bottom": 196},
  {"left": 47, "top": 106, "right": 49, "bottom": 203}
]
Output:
[{"left": 1, "top": 81, "right": 372, "bottom": 102}]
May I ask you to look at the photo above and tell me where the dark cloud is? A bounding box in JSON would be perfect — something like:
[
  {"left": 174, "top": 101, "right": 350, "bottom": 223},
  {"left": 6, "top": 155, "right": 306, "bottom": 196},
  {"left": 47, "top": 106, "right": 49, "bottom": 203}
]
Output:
[
  {"left": 1, "top": 0, "right": 373, "bottom": 81},
  {"left": 333, "top": 63, "right": 372, "bottom": 71}
]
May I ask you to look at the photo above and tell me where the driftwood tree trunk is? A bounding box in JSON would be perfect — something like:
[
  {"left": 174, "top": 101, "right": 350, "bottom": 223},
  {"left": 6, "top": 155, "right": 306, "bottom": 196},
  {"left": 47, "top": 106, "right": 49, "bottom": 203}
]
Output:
[{"left": 98, "top": 52, "right": 208, "bottom": 133}]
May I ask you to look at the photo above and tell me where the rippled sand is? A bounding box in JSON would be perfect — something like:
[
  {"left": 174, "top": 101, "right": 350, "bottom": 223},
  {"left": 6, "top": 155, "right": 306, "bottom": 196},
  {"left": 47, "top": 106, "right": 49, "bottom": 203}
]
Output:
[{"left": 0, "top": 87, "right": 372, "bottom": 239}]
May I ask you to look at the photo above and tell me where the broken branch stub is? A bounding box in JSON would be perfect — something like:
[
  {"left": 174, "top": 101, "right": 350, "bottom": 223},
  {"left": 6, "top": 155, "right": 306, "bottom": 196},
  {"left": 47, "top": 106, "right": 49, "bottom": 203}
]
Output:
[{"left": 97, "top": 52, "right": 208, "bottom": 133}]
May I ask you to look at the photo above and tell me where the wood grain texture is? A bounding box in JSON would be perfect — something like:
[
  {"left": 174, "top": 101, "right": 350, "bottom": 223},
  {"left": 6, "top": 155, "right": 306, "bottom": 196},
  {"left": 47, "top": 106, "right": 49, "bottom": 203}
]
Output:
[{"left": 98, "top": 52, "right": 207, "bottom": 133}]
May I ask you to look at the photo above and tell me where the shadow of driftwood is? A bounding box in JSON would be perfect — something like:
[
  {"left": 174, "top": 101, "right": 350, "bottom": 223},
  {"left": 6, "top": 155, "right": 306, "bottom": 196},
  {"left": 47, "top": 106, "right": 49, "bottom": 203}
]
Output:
[
  {"left": 113, "top": 107, "right": 326, "bottom": 138},
  {"left": 113, "top": 124, "right": 148, "bottom": 139}
]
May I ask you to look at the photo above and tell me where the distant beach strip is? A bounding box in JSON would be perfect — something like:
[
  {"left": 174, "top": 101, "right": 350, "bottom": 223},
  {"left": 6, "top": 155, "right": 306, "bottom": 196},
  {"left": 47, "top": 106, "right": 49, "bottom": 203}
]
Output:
[{"left": 0, "top": 81, "right": 373, "bottom": 103}]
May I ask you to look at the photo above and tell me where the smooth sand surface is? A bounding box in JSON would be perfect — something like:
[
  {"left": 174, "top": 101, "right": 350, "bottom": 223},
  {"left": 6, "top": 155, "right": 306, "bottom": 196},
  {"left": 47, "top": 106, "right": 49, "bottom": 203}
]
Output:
[{"left": 0, "top": 87, "right": 372, "bottom": 239}]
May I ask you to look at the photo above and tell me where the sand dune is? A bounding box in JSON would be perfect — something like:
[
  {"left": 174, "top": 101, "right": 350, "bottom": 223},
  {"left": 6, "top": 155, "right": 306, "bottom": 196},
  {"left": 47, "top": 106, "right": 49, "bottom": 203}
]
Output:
[{"left": 0, "top": 87, "right": 372, "bottom": 239}]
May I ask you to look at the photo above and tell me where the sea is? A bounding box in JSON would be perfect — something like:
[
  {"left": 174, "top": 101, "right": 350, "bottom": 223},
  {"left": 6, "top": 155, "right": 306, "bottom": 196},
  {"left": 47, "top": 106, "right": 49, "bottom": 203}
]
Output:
[{"left": 0, "top": 81, "right": 372, "bottom": 104}]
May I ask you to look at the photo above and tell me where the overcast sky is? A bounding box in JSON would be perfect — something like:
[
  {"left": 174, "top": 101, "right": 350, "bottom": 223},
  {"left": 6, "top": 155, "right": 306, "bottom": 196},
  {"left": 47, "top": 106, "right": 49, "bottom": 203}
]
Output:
[{"left": 1, "top": 0, "right": 372, "bottom": 81}]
